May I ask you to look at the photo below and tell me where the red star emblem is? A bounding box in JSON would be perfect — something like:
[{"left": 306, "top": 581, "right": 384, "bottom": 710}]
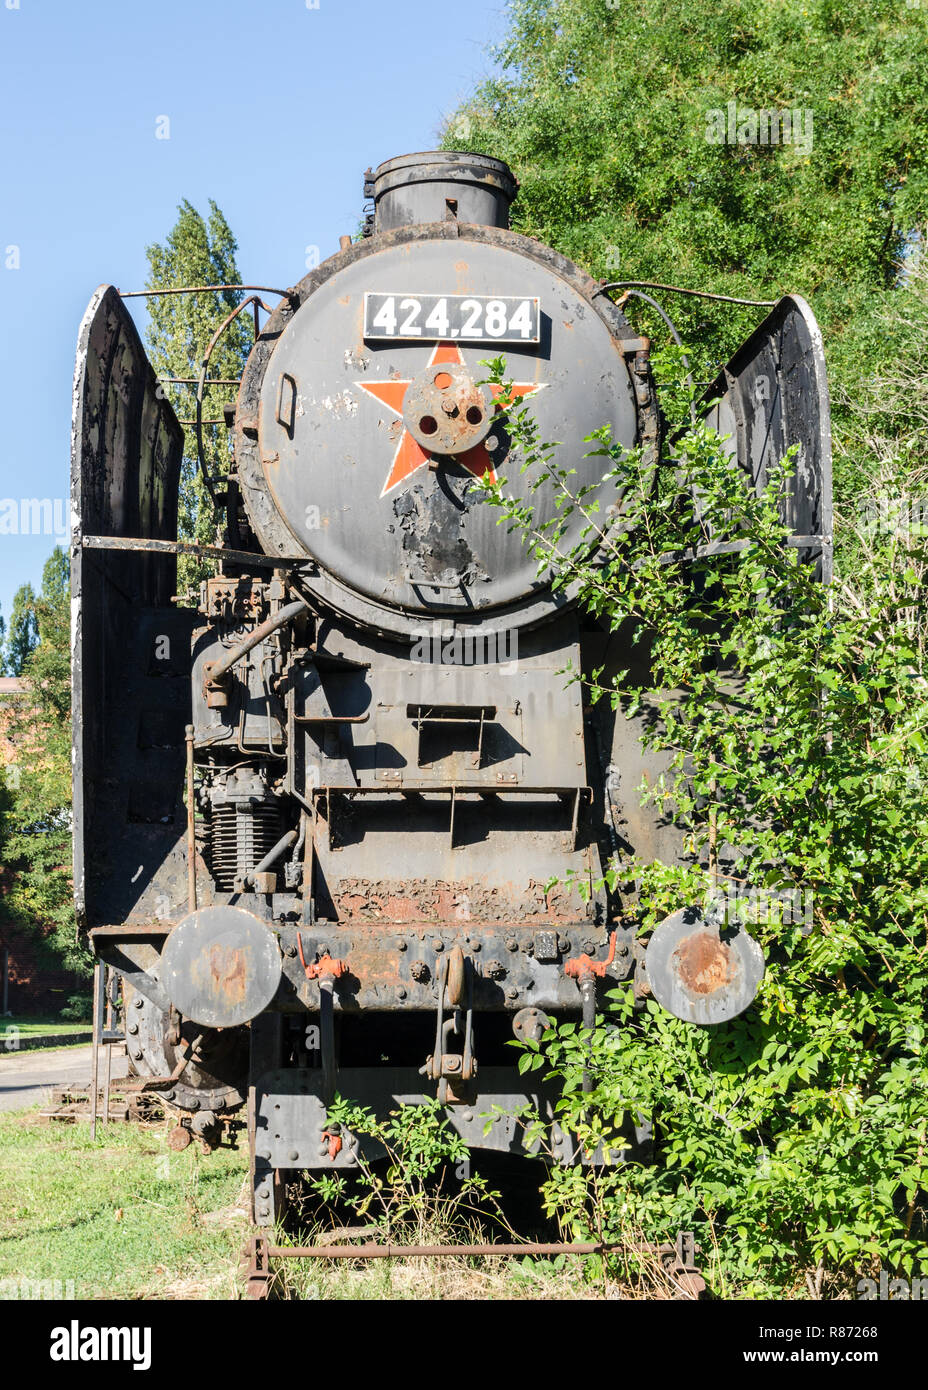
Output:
[{"left": 355, "top": 342, "right": 544, "bottom": 497}]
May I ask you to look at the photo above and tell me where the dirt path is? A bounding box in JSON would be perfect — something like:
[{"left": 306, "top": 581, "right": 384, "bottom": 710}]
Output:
[{"left": 0, "top": 1044, "right": 127, "bottom": 1113}]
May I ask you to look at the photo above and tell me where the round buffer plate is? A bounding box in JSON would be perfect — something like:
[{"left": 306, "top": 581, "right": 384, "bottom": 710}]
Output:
[
  {"left": 644, "top": 907, "right": 764, "bottom": 1025},
  {"left": 160, "top": 906, "right": 282, "bottom": 1029}
]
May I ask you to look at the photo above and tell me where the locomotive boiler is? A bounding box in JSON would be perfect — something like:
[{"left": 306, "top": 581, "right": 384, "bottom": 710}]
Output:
[{"left": 70, "top": 151, "right": 832, "bottom": 1224}]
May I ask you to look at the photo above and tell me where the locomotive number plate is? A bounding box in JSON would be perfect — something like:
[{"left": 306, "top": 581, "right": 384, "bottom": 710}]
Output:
[{"left": 363, "top": 292, "right": 540, "bottom": 343}]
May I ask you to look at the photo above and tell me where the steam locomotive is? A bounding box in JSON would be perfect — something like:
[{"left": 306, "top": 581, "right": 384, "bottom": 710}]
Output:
[{"left": 70, "top": 152, "right": 832, "bottom": 1224}]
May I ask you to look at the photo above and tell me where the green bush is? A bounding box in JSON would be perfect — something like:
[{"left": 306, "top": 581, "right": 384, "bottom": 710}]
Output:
[{"left": 483, "top": 342, "right": 928, "bottom": 1297}]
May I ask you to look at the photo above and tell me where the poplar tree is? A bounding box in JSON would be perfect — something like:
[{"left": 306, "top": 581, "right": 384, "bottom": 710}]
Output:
[
  {"left": 145, "top": 201, "right": 251, "bottom": 586},
  {"left": 5, "top": 582, "right": 38, "bottom": 676}
]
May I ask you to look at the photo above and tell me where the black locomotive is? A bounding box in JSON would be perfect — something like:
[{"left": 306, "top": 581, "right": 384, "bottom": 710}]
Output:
[{"left": 70, "top": 152, "right": 831, "bottom": 1224}]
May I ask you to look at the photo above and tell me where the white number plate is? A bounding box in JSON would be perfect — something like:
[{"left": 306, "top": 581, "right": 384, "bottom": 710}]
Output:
[{"left": 363, "top": 293, "right": 540, "bottom": 343}]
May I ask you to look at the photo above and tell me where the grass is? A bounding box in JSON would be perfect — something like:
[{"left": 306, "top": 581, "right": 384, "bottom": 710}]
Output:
[
  {"left": 1, "top": 1018, "right": 90, "bottom": 1037},
  {"left": 0, "top": 1042, "right": 98, "bottom": 1061},
  {"left": 0, "top": 1109, "right": 686, "bottom": 1301},
  {"left": 0, "top": 1109, "right": 250, "bottom": 1299}
]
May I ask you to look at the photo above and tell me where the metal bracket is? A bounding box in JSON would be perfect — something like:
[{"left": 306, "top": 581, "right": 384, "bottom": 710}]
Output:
[{"left": 422, "top": 947, "right": 476, "bottom": 1103}]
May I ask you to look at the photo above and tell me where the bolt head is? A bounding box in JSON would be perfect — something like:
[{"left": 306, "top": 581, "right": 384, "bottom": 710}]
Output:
[
  {"left": 506, "top": 939, "right": 518, "bottom": 952},
  {"left": 506, "top": 987, "right": 518, "bottom": 1000},
  {"left": 132, "top": 1049, "right": 143, "bottom": 1060},
  {"left": 433, "top": 940, "right": 444, "bottom": 952},
  {"left": 397, "top": 939, "right": 407, "bottom": 951},
  {"left": 397, "top": 987, "right": 407, "bottom": 1000}
]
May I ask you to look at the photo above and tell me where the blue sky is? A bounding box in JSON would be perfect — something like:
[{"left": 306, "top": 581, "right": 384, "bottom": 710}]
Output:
[{"left": 0, "top": 0, "right": 508, "bottom": 636}]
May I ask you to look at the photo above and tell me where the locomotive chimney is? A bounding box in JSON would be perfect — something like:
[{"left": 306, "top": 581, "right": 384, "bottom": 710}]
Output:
[{"left": 365, "top": 151, "right": 517, "bottom": 234}]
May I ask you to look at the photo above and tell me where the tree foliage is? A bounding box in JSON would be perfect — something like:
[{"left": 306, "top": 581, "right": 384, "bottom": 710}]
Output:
[
  {"left": 444, "top": 0, "right": 928, "bottom": 507},
  {"left": 144, "top": 200, "right": 250, "bottom": 586},
  {"left": 5, "top": 582, "right": 39, "bottom": 676},
  {"left": 484, "top": 313, "right": 928, "bottom": 1291},
  {"left": 0, "top": 548, "right": 84, "bottom": 977}
]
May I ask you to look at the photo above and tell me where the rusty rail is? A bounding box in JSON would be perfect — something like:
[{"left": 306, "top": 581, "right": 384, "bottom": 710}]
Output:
[
  {"left": 82, "top": 534, "right": 303, "bottom": 569},
  {"left": 243, "top": 1231, "right": 705, "bottom": 1299},
  {"left": 120, "top": 284, "right": 294, "bottom": 300}
]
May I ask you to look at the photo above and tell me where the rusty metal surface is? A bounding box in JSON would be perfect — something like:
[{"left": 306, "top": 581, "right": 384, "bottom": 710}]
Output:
[
  {"left": 124, "top": 975, "right": 248, "bottom": 1114},
  {"left": 276, "top": 921, "right": 633, "bottom": 1013},
  {"left": 644, "top": 907, "right": 765, "bottom": 1024},
  {"left": 159, "top": 906, "right": 282, "bottom": 1028}
]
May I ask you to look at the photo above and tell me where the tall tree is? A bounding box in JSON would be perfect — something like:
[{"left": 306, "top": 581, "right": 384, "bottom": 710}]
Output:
[
  {"left": 444, "top": 0, "right": 928, "bottom": 527},
  {"left": 0, "top": 547, "right": 83, "bottom": 976},
  {"left": 6, "top": 582, "right": 38, "bottom": 675},
  {"left": 145, "top": 200, "right": 250, "bottom": 587}
]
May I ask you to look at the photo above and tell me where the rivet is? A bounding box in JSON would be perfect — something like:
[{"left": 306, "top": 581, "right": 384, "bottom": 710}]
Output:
[
  {"left": 397, "top": 987, "right": 407, "bottom": 1000},
  {"left": 132, "top": 1049, "right": 143, "bottom": 1060},
  {"left": 397, "top": 940, "right": 407, "bottom": 951},
  {"left": 463, "top": 1112, "right": 474, "bottom": 1122},
  {"left": 506, "top": 987, "right": 518, "bottom": 1000},
  {"left": 288, "top": 1150, "right": 299, "bottom": 1162},
  {"left": 433, "top": 940, "right": 444, "bottom": 952},
  {"left": 506, "top": 939, "right": 518, "bottom": 952}
]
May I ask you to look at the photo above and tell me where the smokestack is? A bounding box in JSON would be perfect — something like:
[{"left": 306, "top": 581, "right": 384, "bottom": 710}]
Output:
[{"left": 365, "top": 151, "right": 517, "bottom": 234}]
